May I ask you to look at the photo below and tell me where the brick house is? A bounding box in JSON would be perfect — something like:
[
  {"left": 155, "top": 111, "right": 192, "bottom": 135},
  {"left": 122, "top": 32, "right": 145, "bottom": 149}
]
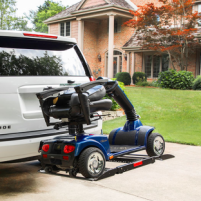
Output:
[{"left": 44, "top": 0, "right": 201, "bottom": 82}]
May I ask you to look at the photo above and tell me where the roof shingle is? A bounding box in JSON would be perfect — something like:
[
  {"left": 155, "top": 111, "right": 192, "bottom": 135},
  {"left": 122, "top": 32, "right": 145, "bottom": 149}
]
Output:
[
  {"left": 44, "top": 0, "right": 135, "bottom": 23},
  {"left": 109, "top": 0, "right": 134, "bottom": 10},
  {"left": 44, "top": 2, "right": 80, "bottom": 23},
  {"left": 123, "top": 33, "right": 139, "bottom": 48}
]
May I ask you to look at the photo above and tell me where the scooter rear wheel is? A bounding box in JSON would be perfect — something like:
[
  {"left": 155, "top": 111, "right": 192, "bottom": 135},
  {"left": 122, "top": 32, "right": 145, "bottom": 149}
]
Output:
[
  {"left": 78, "top": 147, "right": 105, "bottom": 178},
  {"left": 146, "top": 133, "right": 165, "bottom": 157}
]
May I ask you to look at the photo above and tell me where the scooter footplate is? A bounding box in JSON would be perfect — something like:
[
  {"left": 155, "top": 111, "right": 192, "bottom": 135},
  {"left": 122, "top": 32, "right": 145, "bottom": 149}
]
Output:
[{"left": 110, "top": 145, "right": 141, "bottom": 153}]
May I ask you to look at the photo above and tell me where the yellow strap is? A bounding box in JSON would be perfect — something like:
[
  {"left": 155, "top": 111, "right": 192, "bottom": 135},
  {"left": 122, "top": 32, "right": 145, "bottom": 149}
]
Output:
[{"left": 53, "top": 97, "right": 58, "bottom": 105}]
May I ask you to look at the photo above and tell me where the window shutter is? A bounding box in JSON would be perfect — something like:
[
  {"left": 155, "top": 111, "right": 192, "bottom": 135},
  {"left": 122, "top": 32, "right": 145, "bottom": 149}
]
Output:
[
  {"left": 107, "top": 19, "right": 109, "bottom": 33},
  {"left": 60, "top": 23, "right": 64, "bottom": 36},
  {"left": 117, "top": 18, "right": 122, "bottom": 33},
  {"left": 66, "top": 21, "right": 70, "bottom": 36}
]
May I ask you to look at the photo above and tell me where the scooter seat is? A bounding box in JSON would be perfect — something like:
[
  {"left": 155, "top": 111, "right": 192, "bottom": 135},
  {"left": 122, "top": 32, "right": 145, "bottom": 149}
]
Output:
[
  {"left": 70, "top": 85, "right": 106, "bottom": 107},
  {"left": 44, "top": 85, "right": 112, "bottom": 119}
]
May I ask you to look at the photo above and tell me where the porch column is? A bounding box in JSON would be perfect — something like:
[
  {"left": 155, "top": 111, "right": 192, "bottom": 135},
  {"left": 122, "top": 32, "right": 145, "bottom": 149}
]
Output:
[
  {"left": 127, "top": 53, "right": 130, "bottom": 72},
  {"left": 131, "top": 52, "right": 135, "bottom": 84},
  {"left": 78, "top": 19, "right": 84, "bottom": 51},
  {"left": 107, "top": 14, "right": 115, "bottom": 78}
]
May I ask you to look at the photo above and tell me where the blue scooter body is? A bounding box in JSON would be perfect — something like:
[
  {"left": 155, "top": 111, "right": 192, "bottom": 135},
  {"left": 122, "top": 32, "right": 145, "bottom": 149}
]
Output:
[{"left": 73, "top": 119, "right": 154, "bottom": 161}]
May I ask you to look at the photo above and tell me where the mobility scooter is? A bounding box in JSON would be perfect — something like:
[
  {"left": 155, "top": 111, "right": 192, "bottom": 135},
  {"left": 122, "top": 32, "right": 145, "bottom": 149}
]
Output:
[{"left": 37, "top": 78, "right": 172, "bottom": 180}]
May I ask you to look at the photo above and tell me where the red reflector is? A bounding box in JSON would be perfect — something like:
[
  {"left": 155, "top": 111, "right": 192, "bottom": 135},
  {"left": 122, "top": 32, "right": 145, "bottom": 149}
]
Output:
[
  {"left": 63, "top": 145, "right": 75, "bottom": 154},
  {"left": 42, "top": 144, "right": 49, "bottom": 152},
  {"left": 133, "top": 161, "right": 143, "bottom": 167},
  {"left": 63, "top": 156, "right": 69, "bottom": 160},
  {"left": 89, "top": 134, "right": 94, "bottom": 136},
  {"left": 43, "top": 154, "right": 48, "bottom": 159},
  {"left": 23, "top": 33, "right": 57, "bottom": 39},
  {"left": 89, "top": 76, "right": 96, "bottom": 81}
]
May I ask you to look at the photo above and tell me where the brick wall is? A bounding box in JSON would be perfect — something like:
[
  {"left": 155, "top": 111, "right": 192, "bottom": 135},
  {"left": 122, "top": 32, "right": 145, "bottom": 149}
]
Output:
[
  {"left": 71, "top": 20, "right": 78, "bottom": 42},
  {"left": 187, "top": 54, "right": 197, "bottom": 76},
  {"left": 49, "top": 23, "right": 59, "bottom": 35},
  {"left": 130, "top": 0, "right": 163, "bottom": 7},
  {"left": 81, "top": 0, "right": 106, "bottom": 9},
  {"left": 170, "top": 53, "right": 197, "bottom": 76},
  {"left": 135, "top": 53, "right": 143, "bottom": 72},
  {"left": 113, "top": 18, "right": 134, "bottom": 72},
  {"left": 96, "top": 19, "right": 108, "bottom": 77},
  {"left": 93, "top": 18, "right": 134, "bottom": 77},
  {"left": 82, "top": 18, "right": 134, "bottom": 78},
  {"left": 83, "top": 21, "right": 99, "bottom": 77}
]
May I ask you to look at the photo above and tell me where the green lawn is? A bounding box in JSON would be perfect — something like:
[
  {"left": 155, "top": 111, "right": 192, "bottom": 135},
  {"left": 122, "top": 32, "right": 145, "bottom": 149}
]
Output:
[{"left": 103, "top": 87, "right": 201, "bottom": 146}]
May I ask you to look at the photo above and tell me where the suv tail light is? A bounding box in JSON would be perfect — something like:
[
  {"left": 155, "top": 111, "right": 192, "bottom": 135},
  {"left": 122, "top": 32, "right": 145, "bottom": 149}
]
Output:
[
  {"left": 23, "top": 33, "right": 58, "bottom": 39},
  {"left": 63, "top": 145, "right": 75, "bottom": 154},
  {"left": 42, "top": 144, "right": 50, "bottom": 152},
  {"left": 89, "top": 76, "right": 96, "bottom": 81},
  {"left": 43, "top": 154, "right": 48, "bottom": 158}
]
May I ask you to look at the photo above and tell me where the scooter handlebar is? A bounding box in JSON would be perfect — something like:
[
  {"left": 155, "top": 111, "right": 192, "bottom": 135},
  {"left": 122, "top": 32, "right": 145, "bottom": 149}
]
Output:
[{"left": 74, "top": 79, "right": 108, "bottom": 93}]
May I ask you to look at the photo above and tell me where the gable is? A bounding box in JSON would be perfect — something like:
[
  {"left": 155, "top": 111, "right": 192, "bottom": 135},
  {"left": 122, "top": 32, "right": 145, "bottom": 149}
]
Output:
[{"left": 80, "top": 0, "right": 108, "bottom": 9}]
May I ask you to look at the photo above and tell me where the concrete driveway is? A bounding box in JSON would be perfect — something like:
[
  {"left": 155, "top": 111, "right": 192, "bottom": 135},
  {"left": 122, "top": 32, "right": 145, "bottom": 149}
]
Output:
[{"left": 0, "top": 142, "right": 201, "bottom": 201}]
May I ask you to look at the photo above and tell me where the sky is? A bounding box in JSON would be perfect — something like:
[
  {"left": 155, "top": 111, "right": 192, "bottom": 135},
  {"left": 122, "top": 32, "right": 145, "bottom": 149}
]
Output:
[{"left": 15, "top": 0, "right": 81, "bottom": 19}]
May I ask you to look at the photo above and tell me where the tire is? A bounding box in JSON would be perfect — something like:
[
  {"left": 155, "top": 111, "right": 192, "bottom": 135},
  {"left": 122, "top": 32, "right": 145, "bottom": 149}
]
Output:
[
  {"left": 78, "top": 147, "right": 105, "bottom": 178},
  {"left": 146, "top": 133, "right": 165, "bottom": 157},
  {"left": 44, "top": 165, "right": 59, "bottom": 174},
  {"left": 44, "top": 166, "right": 53, "bottom": 173}
]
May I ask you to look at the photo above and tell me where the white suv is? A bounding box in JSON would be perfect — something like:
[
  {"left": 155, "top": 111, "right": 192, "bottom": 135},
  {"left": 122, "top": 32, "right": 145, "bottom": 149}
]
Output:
[{"left": 0, "top": 30, "right": 102, "bottom": 162}]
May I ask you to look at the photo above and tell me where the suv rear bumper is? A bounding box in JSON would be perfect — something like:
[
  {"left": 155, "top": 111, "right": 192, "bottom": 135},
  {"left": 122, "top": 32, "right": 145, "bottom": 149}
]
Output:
[{"left": 0, "top": 120, "right": 102, "bottom": 162}]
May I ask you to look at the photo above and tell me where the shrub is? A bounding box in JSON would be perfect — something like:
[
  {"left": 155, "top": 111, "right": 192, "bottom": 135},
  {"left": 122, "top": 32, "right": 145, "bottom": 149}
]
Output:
[
  {"left": 158, "top": 69, "right": 194, "bottom": 90},
  {"left": 132, "top": 72, "right": 147, "bottom": 84},
  {"left": 150, "top": 80, "right": 160, "bottom": 87},
  {"left": 136, "top": 81, "right": 150, "bottom": 86},
  {"left": 115, "top": 72, "right": 131, "bottom": 85},
  {"left": 103, "top": 78, "right": 126, "bottom": 111},
  {"left": 193, "top": 76, "right": 201, "bottom": 90}
]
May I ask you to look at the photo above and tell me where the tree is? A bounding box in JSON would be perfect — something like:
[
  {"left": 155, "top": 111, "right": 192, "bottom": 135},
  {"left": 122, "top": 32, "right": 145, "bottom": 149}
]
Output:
[
  {"left": 27, "top": 0, "right": 67, "bottom": 33},
  {"left": 0, "top": 50, "right": 64, "bottom": 76},
  {"left": 0, "top": 0, "right": 16, "bottom": 30},
  {"left": 13, "top": 17, "right": 32, "bottom": 31},
  {"left": 0, "top": 0, "right": 31, "bottom": 31},
  {"left": 124, "top": 0, "right": 201, "bottom": 71}
]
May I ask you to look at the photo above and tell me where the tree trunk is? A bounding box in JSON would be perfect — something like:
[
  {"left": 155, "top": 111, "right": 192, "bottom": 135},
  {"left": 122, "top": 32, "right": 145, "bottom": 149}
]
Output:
[{"left": 168, "top": 51, "right": 175, "bottom": 70}]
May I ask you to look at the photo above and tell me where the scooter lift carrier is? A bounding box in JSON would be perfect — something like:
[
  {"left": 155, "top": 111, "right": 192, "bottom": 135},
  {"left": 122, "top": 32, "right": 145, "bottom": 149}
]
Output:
[{"left": 37, "top": 78, "right": 174, "bottom": 180}]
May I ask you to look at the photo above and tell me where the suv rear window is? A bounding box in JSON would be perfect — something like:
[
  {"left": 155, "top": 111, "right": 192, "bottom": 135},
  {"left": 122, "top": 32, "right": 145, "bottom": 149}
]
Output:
[{"left": 0, "top": 37, "right": 86, "bottom": 76}]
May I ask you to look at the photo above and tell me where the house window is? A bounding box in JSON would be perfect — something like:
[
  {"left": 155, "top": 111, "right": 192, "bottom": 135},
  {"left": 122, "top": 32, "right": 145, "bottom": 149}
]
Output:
[
  {"left": 153, "top": 55, "right": 160, "bottom": 77},
  {"left": 144, "top": 54, "right": 169, "bottom": 78},
  {"left": 145, "top": 55, "right": 152, "bottom": 77},
  {"left": 60, "top": 21, "right": 71, "bottom": 37}
]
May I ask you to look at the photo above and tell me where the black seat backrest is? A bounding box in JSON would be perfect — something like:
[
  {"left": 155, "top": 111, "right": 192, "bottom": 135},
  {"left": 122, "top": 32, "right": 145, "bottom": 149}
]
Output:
[
  {"left": 45, "top": 85, "right": 112, "bottom": 119},
  {"left": 70, "top": 85, "right": 107, "bottom": 107}
]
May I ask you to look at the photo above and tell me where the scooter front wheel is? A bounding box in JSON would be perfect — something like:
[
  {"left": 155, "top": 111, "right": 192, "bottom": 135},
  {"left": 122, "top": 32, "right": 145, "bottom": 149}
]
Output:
[
  {"left": 78, "top": 147, "right": 105, "bottom": 178},
  {"left": 146, "top": 133, "right": 165, "bottom": 157}
]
